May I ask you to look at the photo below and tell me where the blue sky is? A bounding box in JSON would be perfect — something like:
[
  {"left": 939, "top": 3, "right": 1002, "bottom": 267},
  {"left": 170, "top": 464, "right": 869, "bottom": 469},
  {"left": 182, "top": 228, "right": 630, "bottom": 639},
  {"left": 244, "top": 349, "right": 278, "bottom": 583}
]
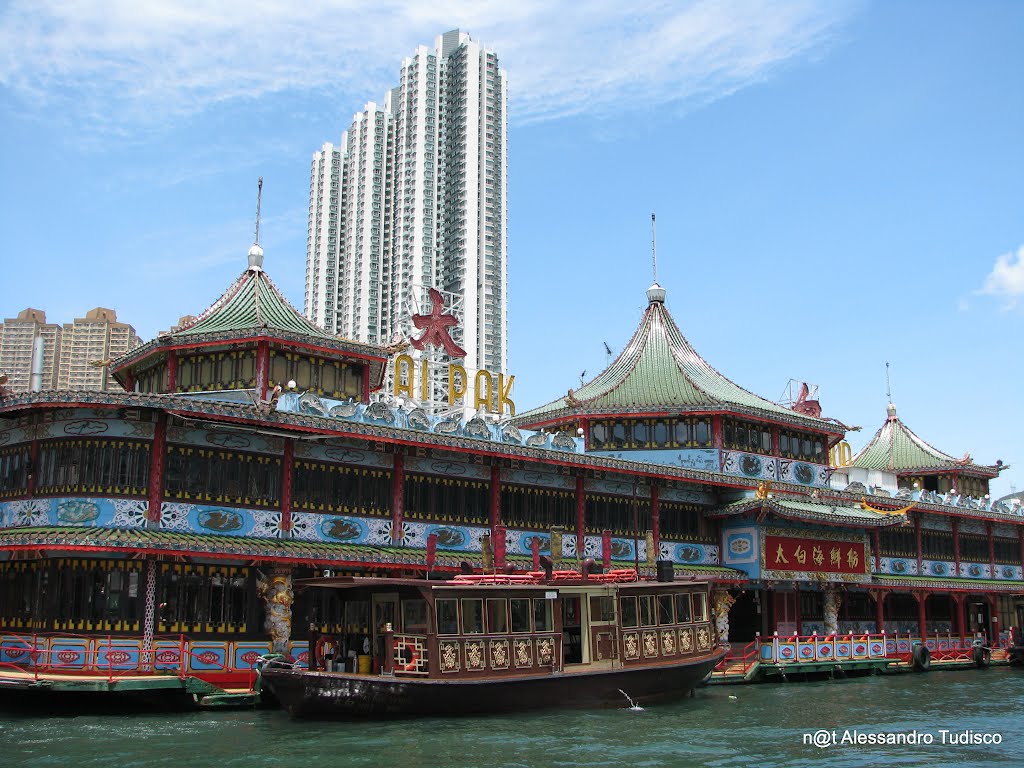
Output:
[{"left": 1, "top": 1, "right": 1022, "bottom": 497}]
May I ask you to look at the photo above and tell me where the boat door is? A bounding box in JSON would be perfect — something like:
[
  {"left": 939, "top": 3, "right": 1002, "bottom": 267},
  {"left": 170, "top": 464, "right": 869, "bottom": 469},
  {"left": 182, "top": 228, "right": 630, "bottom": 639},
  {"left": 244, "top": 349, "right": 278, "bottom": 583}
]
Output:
[
  {"left": 562, "top": 591, "right": 590, "bottom": 665},
  {"left": 371, "top": 593, "right": 400, "bottom": 669}
]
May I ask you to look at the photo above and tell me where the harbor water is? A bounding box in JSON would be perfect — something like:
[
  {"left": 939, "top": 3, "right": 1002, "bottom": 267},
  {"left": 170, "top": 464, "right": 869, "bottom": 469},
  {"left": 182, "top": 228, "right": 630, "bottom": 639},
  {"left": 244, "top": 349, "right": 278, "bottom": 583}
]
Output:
[{"left": 1, "top": 668, "right": 1021, "bottom": 768}]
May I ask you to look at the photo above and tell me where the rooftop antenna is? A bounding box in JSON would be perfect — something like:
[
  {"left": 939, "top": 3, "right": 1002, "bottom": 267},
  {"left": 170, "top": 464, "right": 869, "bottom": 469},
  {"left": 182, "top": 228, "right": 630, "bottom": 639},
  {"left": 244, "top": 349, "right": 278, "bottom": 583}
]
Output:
[
  {"left": 248, "top": 177, "right": 265, "bottom": 271},
  {"left": 603, "top": 341, "right": 613, "bottom": 361},
  {"left": 651, "top": 213, "right": 658, "bottom": 284},
  {"left": 885, "top": 361, "right": 891, "bottom": 402}
]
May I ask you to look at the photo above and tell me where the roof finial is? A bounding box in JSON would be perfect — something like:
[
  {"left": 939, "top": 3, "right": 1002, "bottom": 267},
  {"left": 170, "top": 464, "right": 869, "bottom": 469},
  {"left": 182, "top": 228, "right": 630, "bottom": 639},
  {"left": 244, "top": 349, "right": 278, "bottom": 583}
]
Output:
[
  {"left": 248, "top": 177, "right": 265, "bottom": 271},
  {"left": 646, "top": 213, "right": 666, "bottom": 304}
]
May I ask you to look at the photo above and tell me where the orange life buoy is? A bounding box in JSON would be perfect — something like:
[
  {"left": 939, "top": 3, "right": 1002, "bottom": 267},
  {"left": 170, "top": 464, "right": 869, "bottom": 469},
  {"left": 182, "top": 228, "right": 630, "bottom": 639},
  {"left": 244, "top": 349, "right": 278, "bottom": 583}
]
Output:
[
  {"left": 398, "top": 640, "right": 419, "bottom": 672},
  {"left": 314, "top": 636, "right": 337, "bottom": 669}
]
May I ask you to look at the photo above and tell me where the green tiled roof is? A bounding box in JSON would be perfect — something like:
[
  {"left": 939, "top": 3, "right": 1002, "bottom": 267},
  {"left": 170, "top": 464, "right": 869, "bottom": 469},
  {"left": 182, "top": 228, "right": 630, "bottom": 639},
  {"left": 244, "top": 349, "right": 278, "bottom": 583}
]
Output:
[
  {"left": 708, "top": 497, "right": 906, "bottom": 528},
  {"left": 0, "top": 526, "right": 473, "bottom": 570},
  {"left": 873, "top": 574, "right": 1024, "bottom": 592},
  {"left": 172, "top": 266, "right": 336, "bottom": 341},
  {"left": 514, "top": 285, "right": 839, "bottom": 432},
  {"left": 850, "top": 404, "right": 1000, "bottom": 477}
]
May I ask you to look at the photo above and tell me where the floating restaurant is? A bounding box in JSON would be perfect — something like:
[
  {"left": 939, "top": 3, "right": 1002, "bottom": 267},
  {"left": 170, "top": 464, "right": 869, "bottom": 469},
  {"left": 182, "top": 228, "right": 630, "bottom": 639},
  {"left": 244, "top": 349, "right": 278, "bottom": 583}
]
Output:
[{"left": 0, "top": 234, "right": 1021, "bottom": 697}]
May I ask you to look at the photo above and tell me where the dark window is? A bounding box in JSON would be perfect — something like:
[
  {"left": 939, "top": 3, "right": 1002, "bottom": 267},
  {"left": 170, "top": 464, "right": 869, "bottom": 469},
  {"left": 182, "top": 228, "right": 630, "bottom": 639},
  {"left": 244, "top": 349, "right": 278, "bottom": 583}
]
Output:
[{"left": 436, "top": 599, "right": 458, "bottom": 634}]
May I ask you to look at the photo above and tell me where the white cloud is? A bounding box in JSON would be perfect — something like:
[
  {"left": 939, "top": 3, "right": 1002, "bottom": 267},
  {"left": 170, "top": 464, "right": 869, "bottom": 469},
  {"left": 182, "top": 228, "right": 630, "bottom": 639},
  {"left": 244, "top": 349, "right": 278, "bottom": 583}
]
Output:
[
  {"left": 0, "top": 0, "right": 859, "bottom": 133},
  {"left": 977, "top": 245, "right": 1024, "bottom": 311}
]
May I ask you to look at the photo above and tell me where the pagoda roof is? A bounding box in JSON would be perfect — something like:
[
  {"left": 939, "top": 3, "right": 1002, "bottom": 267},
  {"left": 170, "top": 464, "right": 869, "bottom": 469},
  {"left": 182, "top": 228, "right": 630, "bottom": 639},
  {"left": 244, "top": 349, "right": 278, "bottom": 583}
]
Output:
[
  {"left": 112, "top": 260, "right": 388, "bottom": 380},
  {"left": 707, "top": 497, "right": 906, "bottom": 528},
  {"left": 849, "top": 404, "right": 1003, "bottom": 478},
  {"left": 514, "top": 284, "right": 841, "bottom": 435}
]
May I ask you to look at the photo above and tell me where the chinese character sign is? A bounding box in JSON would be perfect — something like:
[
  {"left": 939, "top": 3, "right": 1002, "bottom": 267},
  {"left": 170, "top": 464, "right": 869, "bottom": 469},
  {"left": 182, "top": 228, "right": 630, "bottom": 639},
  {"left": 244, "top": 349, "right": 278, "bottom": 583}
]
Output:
[
  {"left": 764, "top": 535, "right": 867, "bottom": 575},
  {"left": 410, "top": 288, "right": 467, "bottom": 359}
]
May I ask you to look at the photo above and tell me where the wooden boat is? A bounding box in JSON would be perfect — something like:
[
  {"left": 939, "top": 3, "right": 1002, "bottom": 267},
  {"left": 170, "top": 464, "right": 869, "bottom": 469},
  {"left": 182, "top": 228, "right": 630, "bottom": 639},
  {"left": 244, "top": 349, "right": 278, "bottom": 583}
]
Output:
[{"left": 260, "top": 567, "right": 725, "bottom": 718}]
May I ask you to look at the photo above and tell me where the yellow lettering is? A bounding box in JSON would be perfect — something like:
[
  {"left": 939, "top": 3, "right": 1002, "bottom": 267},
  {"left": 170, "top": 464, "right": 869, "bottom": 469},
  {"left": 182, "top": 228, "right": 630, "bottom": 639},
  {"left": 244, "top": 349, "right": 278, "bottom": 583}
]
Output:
[
  {"left": 394, "top": 354, "right": 414, "bottom": 399},
  {"left": 830, "top": 440, "right": 852, "bottom": 468},
  {"left": 448, "top": 364, "right": 467, "bottom": 405},
  {"left": 794, "top": 545, "right": 807, "bottom": 566},
  {"left": 497, "top": 373, "right": 516, "bottom": 416},
  {"left": 420, "top": 358, "right": 429, "bottom": 401},
  {"left": 474, "top": 369, "right": 494, "bottom": 412}
]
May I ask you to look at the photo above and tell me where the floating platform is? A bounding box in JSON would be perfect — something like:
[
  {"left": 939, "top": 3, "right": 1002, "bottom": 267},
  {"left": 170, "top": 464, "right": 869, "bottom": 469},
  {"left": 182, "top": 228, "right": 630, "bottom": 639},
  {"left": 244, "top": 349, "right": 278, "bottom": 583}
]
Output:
[{"left": 0, "top": 668, "right": 261, "bottom": 712}]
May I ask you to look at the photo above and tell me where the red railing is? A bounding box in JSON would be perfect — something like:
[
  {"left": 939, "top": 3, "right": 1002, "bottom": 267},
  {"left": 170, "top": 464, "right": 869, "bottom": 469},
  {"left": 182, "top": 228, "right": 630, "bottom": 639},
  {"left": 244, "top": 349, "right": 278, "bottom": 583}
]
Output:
[{"left": 714, "top": 640, "right": 758, "bottom": 675}]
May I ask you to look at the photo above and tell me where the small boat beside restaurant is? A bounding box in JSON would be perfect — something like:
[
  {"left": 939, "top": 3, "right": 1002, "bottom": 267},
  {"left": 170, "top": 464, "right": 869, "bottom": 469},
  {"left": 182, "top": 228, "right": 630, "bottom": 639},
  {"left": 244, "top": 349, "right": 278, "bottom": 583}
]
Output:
[{"left": 259, "top": 567, "right": 724, "bottom": 718}]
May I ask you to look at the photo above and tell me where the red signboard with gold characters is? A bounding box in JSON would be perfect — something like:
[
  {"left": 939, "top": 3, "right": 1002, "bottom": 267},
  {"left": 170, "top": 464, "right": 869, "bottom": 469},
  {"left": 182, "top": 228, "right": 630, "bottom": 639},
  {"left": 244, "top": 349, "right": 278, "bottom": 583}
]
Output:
[{"left": 764, "top": 535, "right": 868, "bottom": 575}]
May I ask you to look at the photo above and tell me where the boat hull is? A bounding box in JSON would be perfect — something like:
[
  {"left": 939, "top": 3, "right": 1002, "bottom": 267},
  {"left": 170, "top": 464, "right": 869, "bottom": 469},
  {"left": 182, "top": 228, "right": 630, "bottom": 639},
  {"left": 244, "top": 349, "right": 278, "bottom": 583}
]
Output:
[{"left": 262, "top": 648, "right": 725, "bottom": 719}]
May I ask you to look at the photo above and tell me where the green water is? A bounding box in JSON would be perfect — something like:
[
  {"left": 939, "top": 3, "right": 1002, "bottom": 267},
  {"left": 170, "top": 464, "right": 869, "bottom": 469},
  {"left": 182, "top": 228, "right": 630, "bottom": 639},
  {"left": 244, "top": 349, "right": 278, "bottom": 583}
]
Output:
[{"left": 1, "top": 669, "right": 1021, "bottom": 767}]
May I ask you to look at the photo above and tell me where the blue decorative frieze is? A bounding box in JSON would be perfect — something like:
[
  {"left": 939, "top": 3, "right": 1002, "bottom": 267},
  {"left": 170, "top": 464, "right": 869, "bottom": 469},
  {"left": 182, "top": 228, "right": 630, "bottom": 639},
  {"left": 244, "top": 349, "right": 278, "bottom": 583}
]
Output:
[
  {"left": 586, "top": 478, "right": 649, "bottom": 497},
  {"left": 1, "top": 497, "right": 149, "bottom": 529},
  {"left": 876, "top": 557, "right": 919, "bottom": 576},
  {"left": 659, "top": 486, "right": 715, "bottom": 506},
  {"left": 586, "top": 448, "right": 721, "bottom": 473},
  {"left": 160, "top": 502, "right": 285, "bottom": 538},
  {"left": 166, "top": 425, "right": 283, "bottom": 455},
  {"left": 958, "top": 562, "right": 992, "bottom": 579},
  {"left": 276, "top": 393, "right": 581, "bottom": 452},
  {"left": 919, "top": 559, "right": 957, "bottom": 578},
  {"left": 777, "top": 459, "right": 829, "bottom": 488},
  {"left": 722, "top": 451, "right": 777, "bottom": 482},
  {"left": 664, "top": 541, "right": 719, "bottom": 565}
]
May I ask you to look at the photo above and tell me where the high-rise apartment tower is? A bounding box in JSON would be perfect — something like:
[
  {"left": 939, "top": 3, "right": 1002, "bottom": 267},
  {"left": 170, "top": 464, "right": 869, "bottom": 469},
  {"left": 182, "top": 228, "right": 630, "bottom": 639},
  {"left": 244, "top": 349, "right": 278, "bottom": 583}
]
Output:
[
  {"left": 305, "top": 29, "right": 508, "bottom": 378},
  {"left": 57, "top": 308, "right": 141, "bottom": 392},
  {"left": 0, "top": 309, "right": 62, "bottom": 392}
]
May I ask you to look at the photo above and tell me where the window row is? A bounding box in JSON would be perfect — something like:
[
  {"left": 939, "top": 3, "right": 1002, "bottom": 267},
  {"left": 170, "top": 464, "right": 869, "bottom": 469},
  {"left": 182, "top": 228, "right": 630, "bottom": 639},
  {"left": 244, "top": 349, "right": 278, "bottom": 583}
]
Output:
[
  {"left": 36, "top": 439, "right": 150, "bottom": 497},
  {"left": 165, "top": 446, "right": 280, "bottom": 508},
  {"left": 0, "top": 446, "right": 30, "bottom": 497},
  {"left": 436, "top": 597, "right": 553, "bottom": 636},
  {"left": 620, "top": 591, "right": 709, "bottom": 628},
  {"left": 589, "top": 418, "right": 712, "bottom": 450}
]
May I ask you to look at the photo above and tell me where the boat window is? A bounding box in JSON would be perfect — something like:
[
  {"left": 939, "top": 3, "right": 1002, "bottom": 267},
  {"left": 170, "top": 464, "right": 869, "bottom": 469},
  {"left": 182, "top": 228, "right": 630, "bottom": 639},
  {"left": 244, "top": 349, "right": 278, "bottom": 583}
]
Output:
[
  {"left": 486, "top": 598, "right": 508, "bottom": 634},
  {"left": 436, "top": 598, "right": 459, "bottom": 635},
  {"left": 510, "top": 598, "right": 532, "bottom": 633},
  {"left": 590, "top": 595, "right": 615, "bottom": 623},
  {"left": 402, "top": 599, "right": 428, "bottom": 633},
  {"left": 620, "top": 596, "right": 638, "bottom": 628},
  {"left": 657, "top": 594, "right": 674, "bottom": 625},
  {"left": 533, "top": 599, "right": 553, "bottom": 632},
  {"left": 675, "top": 593, "right": 692, "bottom": 624},
  {"left": 461, "top": 598, "right": 484, "bottom": 634},
  {"left": 639, "top": 595, "right": 656, "bottom": 627},
  {"left": 692, "top": 593, "right": 708, "bottom": 622}
]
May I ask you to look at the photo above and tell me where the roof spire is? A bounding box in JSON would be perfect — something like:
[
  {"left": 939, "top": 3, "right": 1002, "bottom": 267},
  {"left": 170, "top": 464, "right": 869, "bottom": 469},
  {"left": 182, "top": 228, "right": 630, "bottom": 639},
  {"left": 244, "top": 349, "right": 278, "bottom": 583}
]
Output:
[
  {"left": 885, "top": 361, "right": 897, "bottom": 421},
  {"left": 247, "top": 177, "right": 265, "bottom": 271},
  {"left": 646, "top": 212, "right": 666, "bottom": 304}
]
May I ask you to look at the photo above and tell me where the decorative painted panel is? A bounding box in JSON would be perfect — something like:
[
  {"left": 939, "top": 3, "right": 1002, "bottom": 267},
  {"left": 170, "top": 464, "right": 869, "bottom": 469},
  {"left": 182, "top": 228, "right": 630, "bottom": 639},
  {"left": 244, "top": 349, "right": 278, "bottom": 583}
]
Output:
[
  {"left": 659, "top": 485, "right": 715, "bottom": 505},
  {"left": 622, "top": 632, "right": 641, "bottom": 660},
  {"left": 919, "top": 559, "right": 956, "bottom": 578},
  {"left": 49, "top": 638, "right": 89, "bottom": 670},
  {"left": 489, "top": 639, "right": 510, "bottom": 670},
  {"left": 660, "top": 629, "right": 677, "bottom": 656},
  {"left": 722, "top": 451, "right": 777, "bottom": 482},
  {"left": 405, "top": 455, "right": 490, "bottom": 481},
  {"left": 464, "top": 640, "right": 486, "bottom": 671},
  {"left": 695, "top": 625, "right": 713, "bottom": 652},
  {"left": 166, "top": 425, "right": 282, "bottom": 455},
  {"left": 876, "top": 557, "right": 919, "bottom": 576},
  {"left": 439, "top": 640, "right": 461, "bottom": 673},
  {"left": 513, "top": 638, "right": 533, "bottom": 668},
  {"left": 504, "top": 468, "right": 574, "bottom": 490},
  {"left": 777, "top": 459, "right": 829, "bottom": 488},
  {"left": 761, "top": 527, "right": 872, "bottom": 584},
  {"left": 958, "top": 562, "right": 993, "bottom": 579},
  {"left": 95, "top": 638, "right": 142, "bottom": 671},
  {"left": 161, "top": 502, "right": 285, "bottom": 538},
  {"left": 293, "top": 440, "right": 391, "bottom": 468},
  {"left": 1, "top": 497, "right": 149, "bottom": 529},
  {"left": 536, "top": 636, "right": 556, "bottom": 666},
  {"left": 187, "top": 642, "right": 229, "bottom": 672},
  {"left": 678, "top": 627, "right": 694, "bottom": 654},
  {"left": 394, "top": 635, "right": 429, "bottom": 675},
  {"left": 641, "top": 630, "right": 659, "bottom": 659},
  {"left": 233, "top": 642, "right": 272, "bottom": 671}
]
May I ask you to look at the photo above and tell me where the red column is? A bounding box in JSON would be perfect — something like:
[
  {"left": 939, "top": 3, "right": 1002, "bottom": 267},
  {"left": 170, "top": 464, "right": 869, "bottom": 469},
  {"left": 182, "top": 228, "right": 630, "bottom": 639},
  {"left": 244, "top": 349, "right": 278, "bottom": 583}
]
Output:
[
  {"left": 711, "top": 415, "right": 724, "bottom": 450},
  {"left": 954, "top": 593, "right": 967, "bottom": 642},
  {"left": 146, "top": 414, "right": 167, "bottom": 525},
  {"left": 953, "top": 519, "right": 961, "bottom": 578},
  {"left": 913, "top": 590, "right": 928, "bottom": 639},
  {"left": 280, "top": 438, "right": 294, "bottom": 532},
  {"left": 575, "top": 475, "right": 586, "bottom": 557},
  {"left": 391, "top": 453, "right": 404, "bottom": 544},
  {"left": 489, "top": 464, "right": 501, "bottom": 531},
  {"left": 871, "top": 590, "right": 886, "bottom": 634},
  {"left": 650, "top": 484, "right": 661, "bottom": 556},
  {"left": 166, "top": 349, "right": 178, "bottom": 392},
  {"left": 124, "top": 371, "right": 135, "bottom": 392},
  {"left": 255, "top": 341, "right": 270, "bottom": 401},
  {"left": 914, "top": 514, "right": 923, "bottom": 575}
]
